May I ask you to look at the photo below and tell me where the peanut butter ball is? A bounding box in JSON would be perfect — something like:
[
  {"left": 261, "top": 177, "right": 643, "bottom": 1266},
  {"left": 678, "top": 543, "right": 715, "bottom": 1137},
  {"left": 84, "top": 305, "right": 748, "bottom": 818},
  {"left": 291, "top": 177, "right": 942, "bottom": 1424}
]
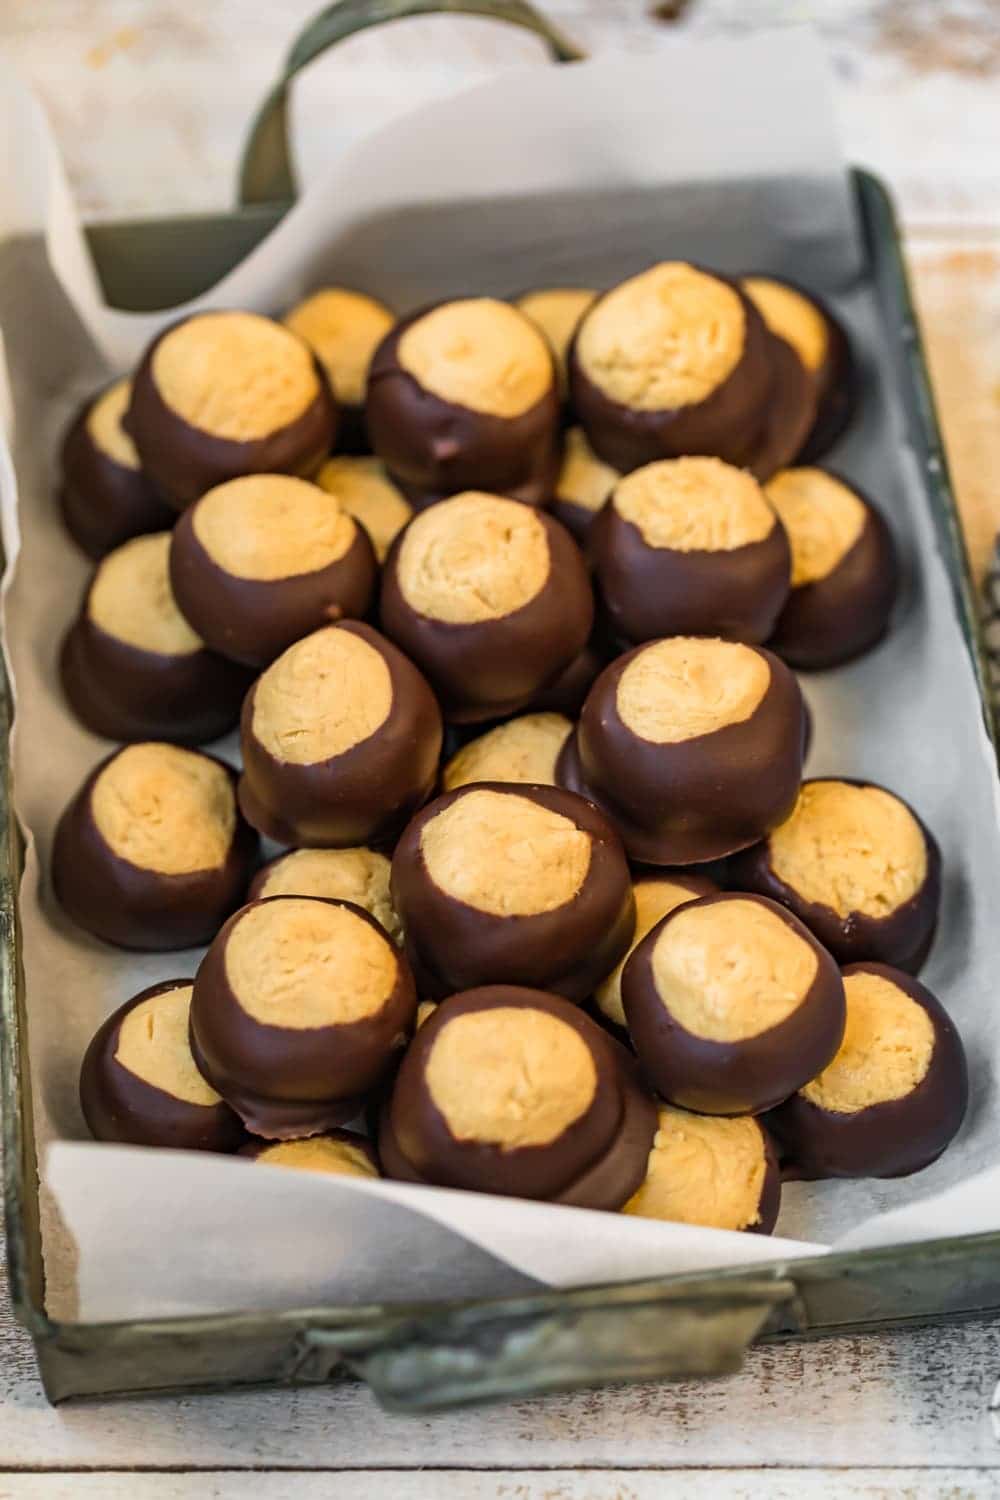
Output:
[
  {"left": 242, "top": 1128, "right": 380, "bottom": 1177},
  {"left": 764, "top": 468, "right": 898, "bottom": 669},
  {"left": 59, "top": 378, "right": 175, "bottom": 559},
  {"left": 80, "top": 980, "right": 244, "bottom": 1151},
  {"left": 380, "top": 491, "right": 593, "bottom": 722},
  {"left": 238, "top": 621, "right": 442, "bottom": 848},
  {"left": 729, "top": 779, "right": 940, "bottom": 973},
  {"left": 514, "top": 287, "right": 598, "bottom": 400},
  {"left": 249, "top": 846, "right": 401, "bottom": 943},
  {"left": 366, "top": 298, "right": 561, "bottom": 508},
  {"left": 558, "top": 637, "right": 806, "bottom": 864},
  {"left": 742, "top": 276, "right": 856, "bottom": 461},
  {"left": 128, "top": 310, "right": 336, "bottom": 510},
  {"left": 570, "top": 262, "right": 773, "bottom": 472},
  {"left": 591, "top": 457, "right": 791, "bottom": 645},
  {"left": 316, "top": 456, "right": 412, "bottom": 562},
  {"left": 550, "top": 427, "right": 620, "bottom": 541},
  {"left": 441, "top": 712, "right": 572, "bottom": 792},
  {"left": 766, "top": 963, "right": 967, "bottom": 1178},
  {"left": 622, "top": 892, "right": 846, "bottom": 1115},
  {"left": 190, "top": 895, "right": 417, "bottom": 1137},
  {"left": 61, "top": 532, "right": 253, "bottom": 744},
  {"left": 624, "top": 1106, "right": 781, "bottom": 1234},
  {"left": 284, "top": 287, "right": 394, "bottom": 451},
  {"left": 392, "top": 783, "right": 634, "bottom": 1001},
  {"left": 169, "top": 474, "right": 377, "bottom": 667},
  {"left": 53, "top": 743, "right": 258, "bottom": 950},
  {"left": 380, "top": 986, "right": 656, "bottom": 1208},
  {"left": 594, "top": 872, "right": 718, "bottom": 1031}
]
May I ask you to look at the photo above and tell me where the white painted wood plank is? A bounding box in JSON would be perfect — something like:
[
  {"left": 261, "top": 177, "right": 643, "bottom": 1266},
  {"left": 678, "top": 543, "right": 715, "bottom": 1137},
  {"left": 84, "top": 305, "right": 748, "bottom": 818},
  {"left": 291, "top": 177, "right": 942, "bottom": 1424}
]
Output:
[
  {"left": 2, "top": 1211, "right": 1000, "bottom": 1478},
  {"left": 2, "top": 1471, "right": 1000, "bottom": 1499},
  {"left": 2, "top": 0, "right": 999, "bottom": 228},
  {"left": 1, "top": 1, "right": 1000, "bottom": 1480}
]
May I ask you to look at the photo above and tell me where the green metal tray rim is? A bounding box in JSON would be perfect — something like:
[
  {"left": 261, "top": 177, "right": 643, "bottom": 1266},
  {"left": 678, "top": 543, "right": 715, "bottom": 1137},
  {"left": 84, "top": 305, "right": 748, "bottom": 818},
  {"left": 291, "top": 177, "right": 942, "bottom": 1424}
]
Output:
[{"left": 3, "top": 165, "right": 996, "bottom": 1376}]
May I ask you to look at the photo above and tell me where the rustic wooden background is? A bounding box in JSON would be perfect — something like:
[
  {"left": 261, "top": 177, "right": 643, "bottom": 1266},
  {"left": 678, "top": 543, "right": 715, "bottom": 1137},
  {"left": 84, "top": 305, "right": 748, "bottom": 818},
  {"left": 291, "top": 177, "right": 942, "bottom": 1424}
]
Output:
[{"left": 1, "top": 2, "right": 999, "bottom": 1494}]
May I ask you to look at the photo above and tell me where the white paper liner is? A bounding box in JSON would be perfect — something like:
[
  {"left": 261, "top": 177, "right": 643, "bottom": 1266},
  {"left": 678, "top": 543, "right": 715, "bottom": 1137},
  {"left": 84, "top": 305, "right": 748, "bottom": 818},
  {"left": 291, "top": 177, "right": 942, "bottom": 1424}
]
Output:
[{"left": 0, "top": 34, "right": 997, "bottom": 1323}]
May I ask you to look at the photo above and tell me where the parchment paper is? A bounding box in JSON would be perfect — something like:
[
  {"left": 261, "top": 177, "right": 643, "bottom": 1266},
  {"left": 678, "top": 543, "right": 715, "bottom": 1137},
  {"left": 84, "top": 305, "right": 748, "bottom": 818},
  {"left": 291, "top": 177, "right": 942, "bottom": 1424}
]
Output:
[{"left": 1, "top": 33, "right": 998, "bottom": 1324}]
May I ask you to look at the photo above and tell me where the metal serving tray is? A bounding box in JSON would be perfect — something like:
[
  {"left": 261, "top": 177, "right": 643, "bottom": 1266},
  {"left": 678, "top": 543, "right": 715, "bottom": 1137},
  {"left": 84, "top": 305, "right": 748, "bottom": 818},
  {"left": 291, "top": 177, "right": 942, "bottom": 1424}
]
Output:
[{"left": 2, "top": 0, "right": 997, "bottom": 1408}]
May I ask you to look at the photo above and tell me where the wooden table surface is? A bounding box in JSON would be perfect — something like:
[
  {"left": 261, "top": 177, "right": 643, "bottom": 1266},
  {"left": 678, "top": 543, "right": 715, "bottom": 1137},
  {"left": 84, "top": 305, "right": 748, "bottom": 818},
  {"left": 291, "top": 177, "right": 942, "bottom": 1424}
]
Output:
[{"left": 2, "top": 2, "right": 1000, "bottom": 1494}]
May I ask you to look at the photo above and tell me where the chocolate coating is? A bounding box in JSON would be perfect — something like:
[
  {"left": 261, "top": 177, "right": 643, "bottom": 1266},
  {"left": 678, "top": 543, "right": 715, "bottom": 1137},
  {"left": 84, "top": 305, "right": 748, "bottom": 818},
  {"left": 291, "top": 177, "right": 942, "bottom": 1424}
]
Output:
[
  {"left": 528, "top": 637, "right": 608, "bottom": 716},
  {"left": 169, "top": 491, "right": 377, "bottom": 668},
  {"left": 128, "top": 314, "right": 337, "bottom": 511},
  {"left": 590, "top": 469, "right": 791, "bottom": 646},
  {"left": 743, "top": 275, "right": 856, "bottom": 462},
  {"left": 52, "top": 749, "right": 258, "bottom": 951},
  {"left": 380, "top": 504, "right": 594, "bottom": 722},
  {"left": 622, "top": 892, "right": 846, "bottom": 1115},
  {"left": 59, "top": 385, "right": 175, "bottom": 559},
  {"left": 379, "top": 986, "right": 656, "bottom": 1207},
  {"left": 745, "top": 333, "right": 818, "bottom": 481},
  {"left": 61, "top": 542, "right": 253, "bottom": 745},
  {"left": 80, "top": 980, "right": 245, "bottom": 1151},
  {"left": 766, "top": 963, "right": 967, "bottom": 1178},
  {"left": 190, "top": 896, "right": 418, "bottom": 1138},
  {"left": 366, "top": 305, "right": 561, "bottom": 508},
  {"left": 238, "top": 621, "right": 443, "bottom": 848},
  {"left": 569, "top": 271, "right": 774, "bottom": 473},
  {"left": 391, "top": 783, "right": 635, "bottom": 1001},
  {"left": 729, "top": 780, "right": 940, "bottom": 974},
  {"left": 557, "top": 641, "right": 806, "bottom": 865},
  {"left": 766, "top": 477, "right": 898, "bottom": 670}
]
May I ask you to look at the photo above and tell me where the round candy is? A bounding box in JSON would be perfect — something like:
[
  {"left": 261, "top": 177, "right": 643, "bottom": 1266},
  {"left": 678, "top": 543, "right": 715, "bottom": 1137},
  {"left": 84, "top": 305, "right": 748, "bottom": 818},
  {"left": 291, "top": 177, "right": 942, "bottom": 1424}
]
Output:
[
  {"left": 366, "top": 298, "right": 560, "bottom": 509},
  {"left": 623, "top": 1105, "right": 781, "bottom": 1234},
  {"left": 594, "top": 871, "right": 718, "bottom": 1031},
  {"left": 315, "top": 456, "right": 412, "bottom": 562},
  {"left": 128, "top": 310, "right": 336, "bottom": 510},
  {"left": 764, "top": 467, "right": 897, "bottom": 669},
  {"left": 380, "top": 491, "right": 593, "bottom": 722},
  {"left": 249, "top": 846, "right": 401, "bottom": 943},
  {"left": 514, "top": 287, "right": 598, "bottom": 401},
  {"left": 570, "top": 262, "right": 773, "bottom": 472},
  {"left": 742, "top": 328, "right": 818, "bottom": 481},
  {"left": 283, "top": 286, "right": 393, "bottom": 452},
  {"left": 731, "top": 780, "right": 941, "bottom": 978},
  {"left": 380, "top": 986, "right": 656, "bottom": 1208},
  {"left": 590, "top": 457, "right": 791, "bottom": 645},
  {"left": 238, "top": 621, "right": 442, "bottom": 848},
  {"left": 61, "top": 532, "right": 252, "bottom": 745},
  {"left": 550, "top": 427, "right": 620, "bottom": 542},
  {"left": 741, "top": 276, "right": 855, "bottom": 461},
  {"left": 441, "top": 712, "right": 572, "bottom": 792},
  {"left": 190, "top": 895, "right": 417, "bottom": 1137},
  {"left": 558, "top": 636, "right": 806, "bottom": 864},
  {"left": 622, "top": 892, "right": 846, "bottom": 1115},
  {"left": 53, "top": 743, "right": 258, "bottom": 950},
  {"left": 766, "top": 963, "right": 967, "bottom": 1178},
  {"left": 391, "top": 783, "right": 634, "bottom": 1001},
  {"left": 58, "top": 379, "right": 174, "bottom": 559},
  {"left": 729, "top": 779, "right": 940, "bottom": 973},
  {"left": 80, "top": 980, "right": 245, "bottom": 1152},
  {"left": 241, "top": 1129, "right": 380, "bottom": 1178},
  {"left": 169, "top": 474, "right": 377, "bottom": 667}
]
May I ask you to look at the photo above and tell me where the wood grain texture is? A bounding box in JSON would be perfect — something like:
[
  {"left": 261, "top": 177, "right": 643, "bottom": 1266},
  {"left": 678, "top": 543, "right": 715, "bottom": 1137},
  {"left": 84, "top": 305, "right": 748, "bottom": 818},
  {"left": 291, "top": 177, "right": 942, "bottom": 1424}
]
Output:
[
  {"left": 2, "top": 0, "right": 999, "bottom": 228},
  {"left": 909, "top": 244, "right": 1000, "bottom": 585},
  {"left": 1, "top": 0, "right": 1000, "bottom": 1483},
  {"left": 2, "top": 1473, "right": 1000, "bottom": 1499}
]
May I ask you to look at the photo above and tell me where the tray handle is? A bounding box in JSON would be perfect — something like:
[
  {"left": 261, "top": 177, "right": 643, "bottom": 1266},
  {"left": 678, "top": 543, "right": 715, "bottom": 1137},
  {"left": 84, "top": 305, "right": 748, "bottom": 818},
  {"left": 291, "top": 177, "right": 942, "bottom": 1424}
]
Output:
[
  {"left": 293, "top": 1276, "right": 799, "bottom": 1412},
  {"left": 239, "top": 0, "right": 584, "bottom": 207}
]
